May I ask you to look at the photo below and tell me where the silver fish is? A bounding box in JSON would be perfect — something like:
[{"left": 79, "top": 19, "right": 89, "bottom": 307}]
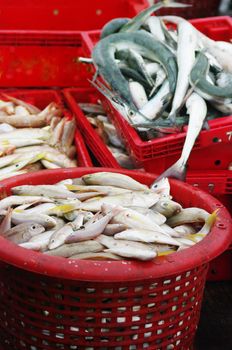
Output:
[
  {"left": 45, "top": 241, "right": 103, "bottom": 257},
  {"left": 96, "top": 235, "right": 157, "bottom": 261},
  {"left": 5, "top": 222, "right": 45, "bottom": 244},
  {"left": 167, "top": 207, "right": 210, "bottom": 227},
  {"left": 65, "top": 206, "right": 121, "bottom": 243},
  {"left": 114, "top": 229, "right": 180, "bottom": 246},
  {"left": 82, "top": 172, "right": 148, "bottom": 191}
]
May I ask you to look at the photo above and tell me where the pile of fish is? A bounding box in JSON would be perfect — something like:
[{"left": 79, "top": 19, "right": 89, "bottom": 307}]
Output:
[
  {"left": 0, "top": 94, "right": 77, "bottom": 180},
  {"left": 0, "top": 172, "right": 216, "bottom": 261},
  {"left": 79, "top": 102, "right": 137, "bottom": 169},
  {"left": 88, "top": 0, "right": 232, "bottom": 180}
]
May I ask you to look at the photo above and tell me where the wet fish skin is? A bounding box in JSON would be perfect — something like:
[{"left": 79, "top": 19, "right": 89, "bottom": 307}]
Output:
[
  {"left": 0, "top": 207, "right": 12, "bottom": 235},
  {"left": 0, "top": 195, "right": 54, "bottom": 210},
  {"left": 114, "top": 228, "right": 180, "bottom": 246},
  {"left": 103, "top": 223, "right": 128, "bottom": 236},
  {"left": 69, "top": 251, "right": 122, "bottom": 260},
  {"left": 96, "top": 235, "right": 157, "bottom": 261},
  {"left": 82, "top": 172, "right": 148, "bottom": 191},
  {"left": 11, "top": 212, "right": 57, "bottom": 229},
  {"left": 45, "top": 240, "right": 103, "bottom": 258},
  {"left": 151, "top": 199, "right": 182, "bottom": 218},
  {"left": 111, "top": 207, "right": 167, "bottom": 233},
  {"left": 48, "top": 212, "right": 85, "bottom": 250},
  {"left": 12, "top": 185, "right": 80, "bottom": 199},
  {"left": 65, "top": 206, "right": 121, "bottom": 243},
  {"left": 5, "top": 222, "right": 45, "bottom": 244},
  {"left": 167, "top": 207, "right": 210, "bottom": 227},
  {"left": 79, "top": 191, "right": 159, "bottom": 212}
]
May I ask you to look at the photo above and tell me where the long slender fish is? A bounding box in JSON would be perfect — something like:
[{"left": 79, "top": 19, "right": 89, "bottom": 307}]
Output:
[
  {"left": 92, "top": 31, "right": 177, "bottom": 110},
  {"left": 152, "top": 92, "right": 207, "bottom": 182},
  {"left": 119, "top": 1, "right": 190, "bottom": 33},
  {"left": 168, "top": 20, "right": 197, "bottom": 123},
  {"left": 190, "top": 53, "right": 232, "bottom": 103}
]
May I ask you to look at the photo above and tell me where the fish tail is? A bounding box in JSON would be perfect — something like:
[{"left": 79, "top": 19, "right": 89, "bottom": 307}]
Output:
[
  {"left": 163, "top": 1, "right": 192, "bottom": 8},
  {"left": 157, "top": 249, "right": 176, "bottom": 256},
  {"left": 199, "top": 209, "right": 219, "bottom": 235},
  {"left": 152, "top": 159, "right": 187, "bottom": 187},
  {"left": 168, "top": 110, "right": 177, "bottom": 125}
]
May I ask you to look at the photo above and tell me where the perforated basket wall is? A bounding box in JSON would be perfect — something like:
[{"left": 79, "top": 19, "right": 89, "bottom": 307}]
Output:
[{"left": 0, "top": 263, "right": 207, "bottom": 350}]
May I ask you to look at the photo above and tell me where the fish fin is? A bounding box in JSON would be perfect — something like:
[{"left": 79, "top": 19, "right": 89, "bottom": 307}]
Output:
[
  {"left": 92, "top": 69, "right": 99, "bottom": 83},
  {"left": 198, "top": 209, "right": 219, "bottom": 234},
  {"left": 168, "top": 111, "right": 177, "bottom": 125},
  {"left": 202, "top": 120, "right": 210, "bottom": 130},
  {"left": 157, "top": 249, "right": 176, "bottom": 256},
  {"left": 13, "top": 209, "right": 24, "bottom": 213},
  {"left": 185, "top": 233, "right": 205, "bottom": 242},
  {"left": 49, "top": 204, "right": 79, "bottom": 214},
  {"left": 151, "top": 159, "right": 187, "bottom": 187},
  {"left": 163, "top": 1, "right": 192, "bottom": 8},
  {"left": 0, "top": 207, "right": 13, "bottom": 235}
]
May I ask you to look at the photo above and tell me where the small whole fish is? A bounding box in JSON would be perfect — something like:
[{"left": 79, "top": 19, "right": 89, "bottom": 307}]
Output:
[
  {"left": 167, "top": 207, "right": 210, "bottom": 227},
  {"left": 12, "top": 185, "right": 80, "bottom": 199},
  {"left": 82, "top": 172, "right": 148, "bottom": 191},
  {"left": 11, "top": 211, "right": 57, "bottom": 229},
  {"left": 79, "top": 191, "right": 160, "bottom": 212},
  {"left": 114, "top": 228, "right": 180, "bottom": 246},
  {"left": 65, "top": 206, "right": 121, "bottom": 243},
  {"left": 153, "top": 92, "right": 207, "bottom": 182},
  {"left": 45, "top": 240, "right": 103, "bottom": 258},
  {"left": 151, "top": 198, "right": 182, "bottom": 218},
  {"left": 96, "top": 235, "right": 157, "bottom": 261},
  {"left": 4, "top": 222, "right": 45, "bottom": 244}
]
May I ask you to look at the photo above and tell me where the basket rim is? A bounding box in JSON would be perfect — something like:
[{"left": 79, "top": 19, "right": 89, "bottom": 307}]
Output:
[{"left": 0, "top": 167, "right": 231, "bottom": 282}]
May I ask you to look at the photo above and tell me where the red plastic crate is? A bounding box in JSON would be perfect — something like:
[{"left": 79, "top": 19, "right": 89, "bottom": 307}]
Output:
[
  {"left": 0, "top": 168, "right": 231, "bottom": 349},
  {"left": 63, "top": 88, "right": 121, "bottom": 168},
  {"left": 64, "top": 88, "right": 143, "bottom": 169},
  {"left": 0, "top": 0, "right": 148, "bottom": 31},
  {"left": 84, "top": 16, "right": 232, "bottom": 173},
  {"left": 186, "top": 170, "right": 232, "bottom": 195},
  {"left": 0, "top": 31, "right": 95, "bottom": 88},
  {"left": 0, "top": 89, "right": 92, "bottom": 167}
]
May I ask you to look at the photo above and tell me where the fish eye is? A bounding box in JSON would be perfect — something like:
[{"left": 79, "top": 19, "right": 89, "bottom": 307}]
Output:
[
  {"left": 153, "top": 184, "right": 158, "bottom": 188},
  {"left": 128, "top": 110, "right": 135, "bottom": 116},
  {"left": 31, "top": 225, "right": 37, "bottom": 230}
]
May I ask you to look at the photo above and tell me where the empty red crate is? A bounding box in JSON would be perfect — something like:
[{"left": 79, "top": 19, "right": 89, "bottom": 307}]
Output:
[
  {"left": 0, "top": 0, "right": 148, "bottom": 31},
  {"left": 84, "top": 16, "right": 232, "bottom": 174},
  {"left": 0, "top": 89, "right": 92, "bottom": 167},
  {"left": 0, "top": 31, "right": 94, "bottom": 88}
]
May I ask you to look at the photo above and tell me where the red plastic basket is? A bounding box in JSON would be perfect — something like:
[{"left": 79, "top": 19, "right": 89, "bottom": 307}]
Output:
[
  {"left": 0, "top": 0, "right": 148, "bottom": 31},
  {"left": 0, "top": 167, "right": 231, "bottom": 350},
  {"left": 0, "top": 89, "right": 92, "bottom": 167},
  {"left": 84, "top": 16, "right": 232, "bottom": 174}
]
